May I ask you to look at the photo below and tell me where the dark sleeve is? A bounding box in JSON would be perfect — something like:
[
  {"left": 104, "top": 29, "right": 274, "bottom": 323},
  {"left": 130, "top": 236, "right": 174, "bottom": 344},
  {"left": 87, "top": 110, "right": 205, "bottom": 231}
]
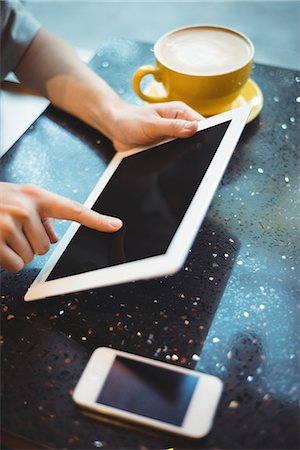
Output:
[{"left": 0, "top": 0, "right": 41, "bottom": 79}]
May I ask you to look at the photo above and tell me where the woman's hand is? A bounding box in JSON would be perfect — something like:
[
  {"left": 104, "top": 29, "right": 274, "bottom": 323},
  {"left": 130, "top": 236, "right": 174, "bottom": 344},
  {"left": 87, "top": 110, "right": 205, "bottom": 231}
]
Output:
[
  {"left": 0, "top": 182, "right": 122, "bottom": 272},
  {"left": 107, "top": 101, "right": 204, "bottom": 152}
]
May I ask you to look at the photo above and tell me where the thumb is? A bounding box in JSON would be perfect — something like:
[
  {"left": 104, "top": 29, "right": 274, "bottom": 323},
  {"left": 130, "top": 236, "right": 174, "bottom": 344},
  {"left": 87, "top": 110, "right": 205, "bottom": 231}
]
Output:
[
  {"left": 157, "top": 118, "right": 198, "bottom": 138},
  {"left": 42, "top": 218, "right": 59, "bottom": 243}
]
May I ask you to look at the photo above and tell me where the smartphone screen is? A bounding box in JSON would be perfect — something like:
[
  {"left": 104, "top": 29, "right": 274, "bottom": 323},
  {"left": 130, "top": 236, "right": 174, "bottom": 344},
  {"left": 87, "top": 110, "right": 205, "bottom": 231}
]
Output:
[
  {"left": 47, "top": 121, "right": 230, "bottom": 281},
  {"left": 96, "top": 355, "right": 199, "bottom": 426}
]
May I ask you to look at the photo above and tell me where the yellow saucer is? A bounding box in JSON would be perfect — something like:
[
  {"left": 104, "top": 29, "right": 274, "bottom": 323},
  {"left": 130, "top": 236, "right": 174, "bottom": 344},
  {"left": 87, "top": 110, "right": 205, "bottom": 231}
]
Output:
[
  {"left": 230, "top": 79, "right": 264, "bottom": 123},
  {"left": 144, "top": 78, "right": 263, "bottom": 124}
]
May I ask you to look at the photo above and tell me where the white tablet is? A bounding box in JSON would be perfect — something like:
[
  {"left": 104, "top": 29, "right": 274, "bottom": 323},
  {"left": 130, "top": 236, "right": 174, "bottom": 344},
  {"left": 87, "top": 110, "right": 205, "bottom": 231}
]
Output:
[{"left": 25, "top": 105, "right": 251, "bottom": 301}]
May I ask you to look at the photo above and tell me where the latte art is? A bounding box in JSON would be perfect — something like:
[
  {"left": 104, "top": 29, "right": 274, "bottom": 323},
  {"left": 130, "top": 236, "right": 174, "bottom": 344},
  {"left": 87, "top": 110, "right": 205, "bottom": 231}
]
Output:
[{"left": 156, "top": 28, "right": 252, "bottom": 76}]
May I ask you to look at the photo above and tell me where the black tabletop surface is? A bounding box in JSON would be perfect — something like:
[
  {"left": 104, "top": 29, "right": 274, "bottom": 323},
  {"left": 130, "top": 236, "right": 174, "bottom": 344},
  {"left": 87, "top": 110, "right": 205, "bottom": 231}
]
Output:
[{"left": 1, "top": 39, "right": 299, "bottom": 450}]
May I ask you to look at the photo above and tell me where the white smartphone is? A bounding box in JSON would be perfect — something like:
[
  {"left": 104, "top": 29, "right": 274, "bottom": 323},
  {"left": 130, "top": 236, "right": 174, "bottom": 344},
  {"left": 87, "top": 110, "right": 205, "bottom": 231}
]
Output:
[{"left": 73, "top": 347, "right": 223, "bottom": 439}]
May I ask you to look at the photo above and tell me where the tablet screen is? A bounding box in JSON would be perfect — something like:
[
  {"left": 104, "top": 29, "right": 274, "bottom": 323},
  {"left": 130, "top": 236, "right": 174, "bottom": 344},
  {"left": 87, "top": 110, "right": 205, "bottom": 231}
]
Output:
[{"left": 47, "top": 121, "right": 230, "bottom": 281}]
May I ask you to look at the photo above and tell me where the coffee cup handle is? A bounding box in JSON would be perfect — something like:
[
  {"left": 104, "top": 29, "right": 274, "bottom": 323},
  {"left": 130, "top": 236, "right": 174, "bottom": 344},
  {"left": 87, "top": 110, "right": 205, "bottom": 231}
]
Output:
[{"left": 132, "top": 65, "right": 169, "bottom": 103}]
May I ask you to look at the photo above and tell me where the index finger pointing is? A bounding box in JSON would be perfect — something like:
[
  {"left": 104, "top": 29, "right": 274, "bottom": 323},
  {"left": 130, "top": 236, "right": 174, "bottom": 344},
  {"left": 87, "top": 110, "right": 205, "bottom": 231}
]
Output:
[{"left": 38, "top": 189, "right": 122, "bottom": 232}]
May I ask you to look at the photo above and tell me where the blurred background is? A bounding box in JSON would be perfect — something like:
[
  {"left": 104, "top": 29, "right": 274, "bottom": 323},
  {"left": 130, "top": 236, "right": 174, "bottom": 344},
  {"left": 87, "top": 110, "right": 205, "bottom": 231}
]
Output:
[{"left": 24, "top": 0, "right": 299, "bottom": 70}]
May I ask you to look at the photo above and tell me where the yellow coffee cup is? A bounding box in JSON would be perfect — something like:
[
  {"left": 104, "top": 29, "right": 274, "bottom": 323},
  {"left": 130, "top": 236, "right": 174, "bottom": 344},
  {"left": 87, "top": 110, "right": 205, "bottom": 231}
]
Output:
[{"left": 132, "top": 25, "right": 254, "bottom": 116}]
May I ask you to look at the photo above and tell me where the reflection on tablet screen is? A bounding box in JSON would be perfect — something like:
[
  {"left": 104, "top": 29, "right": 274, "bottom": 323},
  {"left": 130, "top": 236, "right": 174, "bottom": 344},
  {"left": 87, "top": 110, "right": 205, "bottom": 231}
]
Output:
[{"left": 47, "top": 121, "right": 230, "bottom": 281}]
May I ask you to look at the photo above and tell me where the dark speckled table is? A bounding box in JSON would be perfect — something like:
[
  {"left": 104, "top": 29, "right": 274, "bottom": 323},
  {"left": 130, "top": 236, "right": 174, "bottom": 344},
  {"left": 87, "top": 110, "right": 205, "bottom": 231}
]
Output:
[{"left": 1, "top": 40, "right": 299, "bottom": 450}]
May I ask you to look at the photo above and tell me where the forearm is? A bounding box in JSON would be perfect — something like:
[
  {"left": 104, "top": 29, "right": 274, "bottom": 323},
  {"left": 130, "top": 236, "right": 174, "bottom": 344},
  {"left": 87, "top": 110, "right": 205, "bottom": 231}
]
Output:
[
  {"left": 14, "top": 29, "right": 123, "bottom": 139},
  {"left": 14, "top": 29, "right": 202, "bottom": 152}
]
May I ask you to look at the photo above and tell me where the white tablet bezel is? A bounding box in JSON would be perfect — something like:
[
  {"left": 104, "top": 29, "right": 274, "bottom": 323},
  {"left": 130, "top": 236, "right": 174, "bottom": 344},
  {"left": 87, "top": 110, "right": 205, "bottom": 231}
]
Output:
[{"left": 25, "top": 105, "right": 251, "bottom": 301}]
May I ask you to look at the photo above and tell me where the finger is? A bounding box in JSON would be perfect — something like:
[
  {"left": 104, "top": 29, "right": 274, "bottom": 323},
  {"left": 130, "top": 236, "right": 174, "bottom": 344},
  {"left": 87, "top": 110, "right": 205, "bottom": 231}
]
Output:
[
  {"left": 154, "top": 117, "right": 199, "bottom": 139},
  {"left": 42, "top": 218, "right": 58, "bottom": 244},
  {"left": 22, "top": 213, "right": 51, "bottom": 255},
  {"left": 0, "top": 243, "right": 25, "bottom": 272},
  {"left": 37, "top": 190, "right": 123, "bottom": 232},
  {"left": 6, "top": 229, "right": 34, "bottom": 264},
  {"left": 155, "top": 101, "right": 205, "bottom": 121}
]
